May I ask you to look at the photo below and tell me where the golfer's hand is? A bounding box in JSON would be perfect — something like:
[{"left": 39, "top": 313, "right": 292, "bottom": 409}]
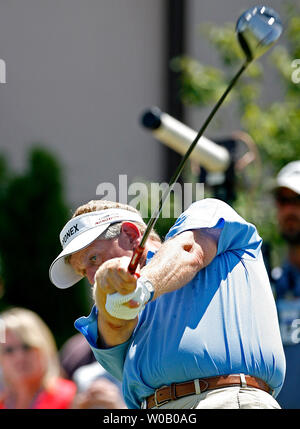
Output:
[{"left": 93, "top": 256, "right": 140, "bottom": 320}]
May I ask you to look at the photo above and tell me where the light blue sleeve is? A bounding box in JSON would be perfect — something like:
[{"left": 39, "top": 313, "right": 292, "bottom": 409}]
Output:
[
  {"left": 165, "top": 198, "right": 262, "bottom": 258},
  {"left": 74, "top": 305, "right": 132, "bottom": 382}
]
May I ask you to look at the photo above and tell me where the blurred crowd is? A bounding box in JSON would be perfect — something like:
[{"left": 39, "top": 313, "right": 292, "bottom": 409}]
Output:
[
  {"left": 0, "top": 307, "right": 126, "bottom": 409},
  {"left": 269, "top": 161, "right": 300, "bottom": 409},
  {"left": 0, "top": 160, "right": 299, "bottom": 409}
]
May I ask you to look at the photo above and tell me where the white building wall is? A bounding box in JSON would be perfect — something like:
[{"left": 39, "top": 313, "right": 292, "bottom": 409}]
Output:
[{"left": 0, "top": 0, "right": 166, "bottom": 207}]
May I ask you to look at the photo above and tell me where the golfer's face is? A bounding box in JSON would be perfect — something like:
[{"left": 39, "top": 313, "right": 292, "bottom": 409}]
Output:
[
  {"left": 69, "top": 237, "right": 133, "bottom": 285},
  {"left": 275, "top": 188, "right": 300, "bottom": 240}
]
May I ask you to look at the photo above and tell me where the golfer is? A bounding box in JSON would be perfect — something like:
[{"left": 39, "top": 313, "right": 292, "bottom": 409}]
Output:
[{"left": 49, "top": 198, "right": 285, "bottom": 409}]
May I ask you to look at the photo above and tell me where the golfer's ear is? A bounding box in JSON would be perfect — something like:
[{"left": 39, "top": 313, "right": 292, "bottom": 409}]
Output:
[{"left": 120, "top": 222, "right": 141, "bottom": 245}]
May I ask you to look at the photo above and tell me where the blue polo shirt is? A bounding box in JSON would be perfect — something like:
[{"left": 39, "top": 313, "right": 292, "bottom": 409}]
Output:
[{"left": 75, "top": 198, "right": 286, "bottom": 409}]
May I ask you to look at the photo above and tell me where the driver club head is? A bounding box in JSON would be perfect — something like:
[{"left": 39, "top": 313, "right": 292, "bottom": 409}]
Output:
[{"left": 236, "top": 5, "right": 283, "bottom": 62}]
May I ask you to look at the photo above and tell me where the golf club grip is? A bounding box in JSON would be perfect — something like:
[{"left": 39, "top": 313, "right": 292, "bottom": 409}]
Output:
[{"left": 128, "top": 245, "right": 145, "bottom": 275}]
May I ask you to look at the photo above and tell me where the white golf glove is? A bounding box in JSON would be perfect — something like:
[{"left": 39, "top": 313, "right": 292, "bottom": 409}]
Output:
[{"left": 105, "top": 277, "right": 154, "bottom": 320}]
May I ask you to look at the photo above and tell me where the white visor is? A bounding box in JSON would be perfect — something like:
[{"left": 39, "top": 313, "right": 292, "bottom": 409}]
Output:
[{"left": 49, "top": 209, "right": 144, "bottom": 289}]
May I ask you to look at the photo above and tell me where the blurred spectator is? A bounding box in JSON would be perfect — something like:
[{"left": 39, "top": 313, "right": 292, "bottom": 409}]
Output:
[
  {"left": 72, "top": 363, "right": 126, "bottom": 409},
  {"left": 73, "top": 360, "right": 122, "bottom": 394},
  {"left": 271, "top": 161, "right": 300, "bottom": 408},
  {"left": 60, "top": 334, "right": 126, "bottom": 408},
  {"left": 59, "top": 333, "right": 95, "bottom": 380},
  {"left": 0, "top": 307, "right": 76, "bottom": 409},
  {"left": 272, "top": 161, "right": 300, "bottom": 300}
]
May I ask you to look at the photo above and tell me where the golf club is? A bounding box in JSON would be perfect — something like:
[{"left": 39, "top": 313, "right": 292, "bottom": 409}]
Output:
[{"left": 128, "top": 5, "right": 283, "bottom": 274}]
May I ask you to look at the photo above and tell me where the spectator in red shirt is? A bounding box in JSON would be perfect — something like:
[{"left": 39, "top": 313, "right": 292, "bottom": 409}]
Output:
[{"left": 0, "top": 307, "right": 76, "bottom": 409}]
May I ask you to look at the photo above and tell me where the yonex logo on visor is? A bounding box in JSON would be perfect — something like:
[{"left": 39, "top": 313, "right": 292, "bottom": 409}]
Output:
[
  {"left": 59, "top": 209, "right": 144, "bottom": 249},
  {"left": 62, "top": 224, "right": 79, "bottom": 245}
]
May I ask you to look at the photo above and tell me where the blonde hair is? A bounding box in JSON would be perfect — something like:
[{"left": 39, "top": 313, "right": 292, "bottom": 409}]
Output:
[
  {"left": 0, "top": 307, "right": 61, "bottom": 389},
  {"left": 72, "top": 200, "right": 161, "bottom": 243}
]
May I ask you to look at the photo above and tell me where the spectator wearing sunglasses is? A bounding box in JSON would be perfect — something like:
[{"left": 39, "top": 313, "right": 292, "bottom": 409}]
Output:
[
  {"left": 272, "top": 161, "right": 300, "bottom": 300},
  {"left": 0, "top": 307, "right": 76, "bottom": 409},
  {"left": 271, "top": 161, "right": 300, "bottom": 409}
]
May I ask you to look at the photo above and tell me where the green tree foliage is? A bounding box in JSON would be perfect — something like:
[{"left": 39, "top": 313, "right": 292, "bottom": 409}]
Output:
[
  {"left": 0, "top": 147, "right": 90, "bottom": 347},
  {"left": 171, "top": 5, "right": 300, "bottom": 265}
]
